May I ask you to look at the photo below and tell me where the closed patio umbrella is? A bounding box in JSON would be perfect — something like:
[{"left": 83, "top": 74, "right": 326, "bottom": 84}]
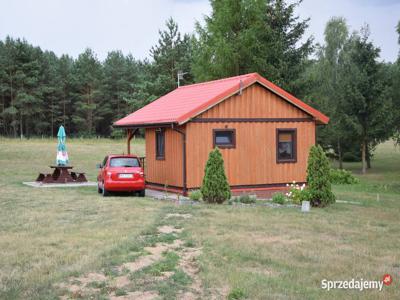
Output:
[{"left": 56, "top": 125, "right": 69, "bottom": 166}]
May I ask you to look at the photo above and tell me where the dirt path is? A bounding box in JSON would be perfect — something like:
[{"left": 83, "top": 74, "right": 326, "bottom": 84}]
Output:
[
  {"left": 57, "top": 212, "right": 204, "bottom": 299},
  {"left": 177, "top": 247, "right": 203, "bottom": 299}
]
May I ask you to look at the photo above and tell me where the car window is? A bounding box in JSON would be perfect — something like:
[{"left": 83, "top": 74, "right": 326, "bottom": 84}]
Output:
[{"left": 109, "top": 157, "right": 140, "bottom": 167}]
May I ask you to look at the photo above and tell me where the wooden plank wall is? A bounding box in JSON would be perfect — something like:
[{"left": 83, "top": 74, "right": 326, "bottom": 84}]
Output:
[
  {"left": 186, "top": 121, "right": 315, "bottom": 188},
  {"left": 198, "top": 83, "right": 309, "bottom": 119},
  {"left": 145, "top": 127, "right": 183, "bottom": 187},
  {"left": 185, "top": 83, "right": 316, "bottom": 188}
]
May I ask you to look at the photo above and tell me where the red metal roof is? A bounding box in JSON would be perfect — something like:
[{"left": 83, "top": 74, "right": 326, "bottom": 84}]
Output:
[{"left": 114, "top": 73, "right": 329, "bottom": 127}]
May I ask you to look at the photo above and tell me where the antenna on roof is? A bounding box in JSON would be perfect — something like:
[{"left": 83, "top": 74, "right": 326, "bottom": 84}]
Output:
[
  {"left": 239, "top": 79, "right": 243, "bottom": 95},
  {"left": 177, "top": 71, "right": 188, "bottom": 88}
]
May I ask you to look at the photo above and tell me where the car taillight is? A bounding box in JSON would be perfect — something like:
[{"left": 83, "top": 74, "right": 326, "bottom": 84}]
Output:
[
  {"left": 136, "top": 171, "right": 144, "bottom": 177},
  {"left": 107, "top": 171, "right": 112, "bottom": 178}
]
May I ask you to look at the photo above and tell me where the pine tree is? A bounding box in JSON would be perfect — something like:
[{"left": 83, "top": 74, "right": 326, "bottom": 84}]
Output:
[
  {"left": 72, "top": 48, "right": 103, "bottom": 135},
  {"left": 0, "top": 37, "right": 19, "bottom": 136},
  {"left": 306, "top": 145, "right": 335, "bottom": 207},
  {"left": 127, "top": 18, "right": 193, "bottom": 112},
  {"left": 57, "top": 54, "right": 74, "bottom": 132},
  {"left": 40, "top": 50, "right": 63, "bottom": 136},
  {"left": 192, "top": 0, "right": 312, "bottom": 93},
  {"left": 262, "top": 0, "right": 313, "bottom": 93},
  {"left": 150, "top": 18, "right": 193, "bottom": 95},
  {"left": 193, "top": 0, "right": 266, "bottom": 80},
  {"left": 124, "top": 60, "right": 157, "bottom": 111},
  {"left": 100, "top": 51, "right": 139, "bottom": 135},
  {"left": 201, "top": 148, "right": 231, "bottom": 204},
  {"left": 12, "top": 40, "right": 43, "bottom": 137}
]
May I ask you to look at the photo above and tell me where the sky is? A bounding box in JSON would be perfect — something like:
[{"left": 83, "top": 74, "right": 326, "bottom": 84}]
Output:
[{"left": 0, "top": 0, "right": 399, "bottom": 62}]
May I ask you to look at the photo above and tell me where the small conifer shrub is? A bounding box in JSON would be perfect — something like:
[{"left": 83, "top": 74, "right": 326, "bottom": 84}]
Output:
[
  {"left": 306, "top": 145, "right": 335, "bottom": 207},
  {"left": 201, "top": 147, "right": 231, "bottom": 204}
]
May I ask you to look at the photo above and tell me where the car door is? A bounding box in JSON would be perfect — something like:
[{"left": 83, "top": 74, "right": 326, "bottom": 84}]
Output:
[{"left": 98, "top": 156, "right": 108, "bottom": 185}]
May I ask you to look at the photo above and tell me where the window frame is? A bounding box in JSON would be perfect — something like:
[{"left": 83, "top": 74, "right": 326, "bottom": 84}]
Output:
[
  {"left": 213, "top": 129, "right": 236, "bottom": 149},
  {"left": 155, "top": 128, "right": 165, "bottom": 160},
  {"left": 276, "top": 128, "right": 297, "bottom": 163}
]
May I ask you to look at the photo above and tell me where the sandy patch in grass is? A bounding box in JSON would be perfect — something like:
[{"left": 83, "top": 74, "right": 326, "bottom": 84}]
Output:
[
  {"left": 177, "top": 247, "right": 203, "bottom": 300},
  {"left": 165, "top": 213, "right": 193, "bottom": 219},
  {"left": 58, "top": 283, "right": 82, "bottom": 295},
  {"left": 157, "top": 225, "right": 183, "bottom": 234},
  {"left": 121, "top": 239, "right": 183, "bottom": 273},
  {"left": 57, "top": 220, "right": 199, "bottom": 299},
  {"left": 159, "top": 271, "right": 174, "bottom": 279},
  {"left": 76, "top": 272, "right": 107, "bottom": 284},
  {"left": 58, "top": 272, "right": 107, "bottom": 295},
  {"left": 121, "top": 255, "right": 158, "bottom": 273},
  {"left": 208, "top": 285, "right": 230, "bottom": 300},
  {"left": 113, "top": 275, "right": 131, "bottom": 288},
  {"left": 58, "top": 239, "right": 185, "bottom": 298},
  {"left": 145, "top": 239, "right": 183, "bottom": 254}
]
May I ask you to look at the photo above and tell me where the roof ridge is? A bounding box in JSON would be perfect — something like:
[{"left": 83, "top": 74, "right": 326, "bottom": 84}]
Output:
[{"left": 178, "top": 72, "right": 258, "bottom": 89}]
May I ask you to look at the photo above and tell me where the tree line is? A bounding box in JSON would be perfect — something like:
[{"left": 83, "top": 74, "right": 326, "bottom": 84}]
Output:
[
  {"left": 0, "top": 18, "right": 192, "bottom": 138},
  {"left": 0, "top": 0, "right": 399, "bottom": 173}
]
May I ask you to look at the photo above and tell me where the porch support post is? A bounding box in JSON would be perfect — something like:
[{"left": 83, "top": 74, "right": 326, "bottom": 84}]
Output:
[
  {"left": 172, "top": 125, "right": 187, "bottom": 196},
  {"left": 126, "top": 128, "right": 137, "bottom": 154}
]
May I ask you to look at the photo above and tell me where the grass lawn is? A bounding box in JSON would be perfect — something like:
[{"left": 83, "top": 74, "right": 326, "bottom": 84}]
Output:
[{"left": 0, "top": 138, "right": 399, "bottom": 299}]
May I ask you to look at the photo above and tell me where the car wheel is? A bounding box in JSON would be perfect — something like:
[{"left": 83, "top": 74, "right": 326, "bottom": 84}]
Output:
[
  {"left": 102, "top": 183, "right": 109, "bottom": 197},
  {"left": 138, "top": 189, "right": 145, "bottom": 197}
]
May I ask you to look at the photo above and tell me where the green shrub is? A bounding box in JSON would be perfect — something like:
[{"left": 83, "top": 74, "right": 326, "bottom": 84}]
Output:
[
  {"left": 228, "top": 194, "right": 256, "bottom": 204},
  {"left": 201, "top": 148, "right": 231, "bottom": 204},
  {"left": 306, "top": 145, "right": 335, "bottom": 207},
  {"left": 285, "top": 182, "right": 311, "bottom": 204},
  {"left": 238, "top": 194, "right": 256, "bottom": 204},
  {"left": 188, "top": 190, "right": 202, "bottom": 201},
  {"left": 272, "top": 193, "right": 285, "bottom": 204},
  {"left": 330, "top": 168, "right": 359, "bottom": 184},
  {"left": 228, "top": 197, "right": 239, "bottom": 205}
]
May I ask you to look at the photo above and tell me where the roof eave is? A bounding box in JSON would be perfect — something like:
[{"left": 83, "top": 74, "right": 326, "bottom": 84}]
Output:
[
  {"left": 112, "top": 122, "right": 178, "bottom": 129},
  {"left": 253, "top": 76, "right": 330, "bottom": 125}
]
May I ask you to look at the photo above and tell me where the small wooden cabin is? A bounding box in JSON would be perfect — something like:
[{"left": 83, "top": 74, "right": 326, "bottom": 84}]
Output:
[{"left": 114, "top": 73, "right": 329, "bottom": 196}]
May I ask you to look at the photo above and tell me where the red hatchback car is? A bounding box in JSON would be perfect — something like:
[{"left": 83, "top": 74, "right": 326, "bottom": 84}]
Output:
[{"left": 97, "top": 155, "right": 145, "bottom": 197}]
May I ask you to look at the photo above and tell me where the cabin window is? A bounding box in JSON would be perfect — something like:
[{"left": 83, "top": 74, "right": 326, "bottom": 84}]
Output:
[
  {"left": 276, "top": 129, "right": 297, "bottom": 163},
  {"left": 213, "top": 129, "right": 236, "bottom": 149},
  {"left": 156, "top": 129, "right": 165, "bottom": 160}
]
